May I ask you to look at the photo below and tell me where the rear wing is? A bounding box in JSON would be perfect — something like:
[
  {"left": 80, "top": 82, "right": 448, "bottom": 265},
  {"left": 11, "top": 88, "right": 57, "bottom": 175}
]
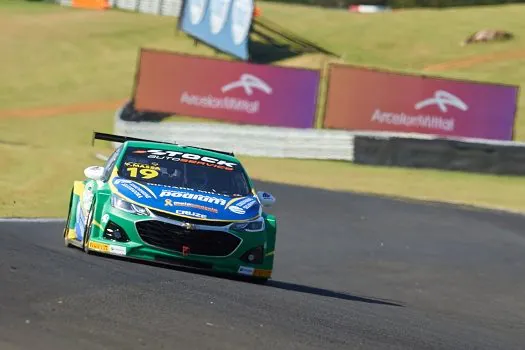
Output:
[
  {"left": 91, "top": 132, "right": 176, "bottom": 146},
  {"left": 92, "top": 132, "right": 235, "bottom": 156}
]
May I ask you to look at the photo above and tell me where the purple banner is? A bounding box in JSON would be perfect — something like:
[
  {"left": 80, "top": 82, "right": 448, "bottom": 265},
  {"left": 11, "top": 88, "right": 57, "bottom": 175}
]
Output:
[{"left": 134, "top": 50, "right": 321, "bottom": 128}]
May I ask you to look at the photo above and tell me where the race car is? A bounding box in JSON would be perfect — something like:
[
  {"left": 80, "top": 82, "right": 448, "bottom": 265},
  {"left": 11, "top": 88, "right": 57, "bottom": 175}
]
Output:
[{"left": 63, "top": 132, "right": 277, "bottom": 283}]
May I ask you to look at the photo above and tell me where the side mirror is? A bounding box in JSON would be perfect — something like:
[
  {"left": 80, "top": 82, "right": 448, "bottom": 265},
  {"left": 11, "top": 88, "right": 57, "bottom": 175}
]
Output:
[
  {"left": 257, "top": 191, "right": 276, "bottom": 207},
  {"left": 84, "top": 166, "right": 104, "bottom": 181}
]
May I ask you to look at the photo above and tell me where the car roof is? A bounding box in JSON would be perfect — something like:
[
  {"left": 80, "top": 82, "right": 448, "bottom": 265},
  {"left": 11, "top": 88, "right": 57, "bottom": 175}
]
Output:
[{"left": 123, "top": 140, "right": 240, "bottom": 164}]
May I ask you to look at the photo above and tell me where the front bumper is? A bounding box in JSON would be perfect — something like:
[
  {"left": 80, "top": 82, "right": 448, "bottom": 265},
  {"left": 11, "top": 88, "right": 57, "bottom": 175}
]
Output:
[{"left": 87, "top": 209, "right": 274, "bottom": 279}]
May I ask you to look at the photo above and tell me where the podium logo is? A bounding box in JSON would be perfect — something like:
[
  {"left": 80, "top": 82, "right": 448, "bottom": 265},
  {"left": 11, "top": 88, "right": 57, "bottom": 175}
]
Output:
[
  {"left": 415, "top": 90, "right": 469, "bottom": 113},
  {"left": 221, "top": 74, "right": 273, "bottom": 96}
]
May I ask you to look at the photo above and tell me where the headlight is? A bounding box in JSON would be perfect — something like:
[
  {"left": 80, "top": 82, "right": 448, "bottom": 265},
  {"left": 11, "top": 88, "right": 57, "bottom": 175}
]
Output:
[
  {"left": 111, "top": 194, "right": 150, "bottom": 216},
  {"left": 230, "top": 217, "right": 265, "bottom": 232}
]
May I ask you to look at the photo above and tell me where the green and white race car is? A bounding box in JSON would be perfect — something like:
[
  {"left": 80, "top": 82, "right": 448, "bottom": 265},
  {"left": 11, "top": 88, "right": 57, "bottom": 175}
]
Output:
[{"left": 63, "top": 132, "right": 277, "bottom": 283}]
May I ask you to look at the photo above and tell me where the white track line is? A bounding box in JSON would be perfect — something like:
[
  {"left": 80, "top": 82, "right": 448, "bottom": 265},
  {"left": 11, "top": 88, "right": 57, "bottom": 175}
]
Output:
[{"left": 0, "top": 218, "right": 64, "bottom": 223}]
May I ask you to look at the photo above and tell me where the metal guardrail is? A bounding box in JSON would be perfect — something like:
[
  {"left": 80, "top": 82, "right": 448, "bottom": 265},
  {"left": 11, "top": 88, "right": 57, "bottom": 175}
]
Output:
[
  {"left": 113, "top": 104, "right": 525, "bottom": 166},
  {"left": 114, "top": 111, "right": 357, "bottom": 161}
]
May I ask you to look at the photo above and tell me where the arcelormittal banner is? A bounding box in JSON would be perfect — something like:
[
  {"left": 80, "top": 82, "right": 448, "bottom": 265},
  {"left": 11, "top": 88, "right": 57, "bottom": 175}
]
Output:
[
  {"left": 323, "top": 64, "right": 519, "bottom": 140},
  {"left": 133, "top": 49, "right": 320, "bottom": 129}
]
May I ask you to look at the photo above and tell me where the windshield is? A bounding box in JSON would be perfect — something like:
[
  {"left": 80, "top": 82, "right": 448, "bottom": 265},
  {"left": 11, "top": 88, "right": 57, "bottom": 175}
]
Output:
[{"left": 117, "top": 146, "right": 252, "bottom": 197}]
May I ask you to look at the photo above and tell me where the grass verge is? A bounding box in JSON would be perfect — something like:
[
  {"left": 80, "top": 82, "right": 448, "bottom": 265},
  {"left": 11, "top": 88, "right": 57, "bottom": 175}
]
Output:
[{"left": 1, "top": 114, "right": 524, "bottom": 217}]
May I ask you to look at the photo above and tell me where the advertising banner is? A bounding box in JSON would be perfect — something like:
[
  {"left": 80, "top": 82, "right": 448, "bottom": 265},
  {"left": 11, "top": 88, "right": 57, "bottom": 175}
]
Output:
[
  {"left": 178, "top": 0, "right": 254, "bottom": 60},
  {"left": 133, "top": 49, "right": 320, "bottom": 129},
  {"left": 323, "top": 64, "right": 519, "bottom": 140}
]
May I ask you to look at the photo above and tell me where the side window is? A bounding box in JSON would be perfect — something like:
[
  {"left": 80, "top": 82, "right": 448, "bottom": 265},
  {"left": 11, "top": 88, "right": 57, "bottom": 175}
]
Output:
[{"left": 102, "top": 147, "right": 122, "bottom": 182}]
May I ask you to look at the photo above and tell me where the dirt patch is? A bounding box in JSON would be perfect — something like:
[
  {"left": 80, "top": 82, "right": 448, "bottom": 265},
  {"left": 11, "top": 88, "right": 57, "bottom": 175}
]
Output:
[
  {"left": 0, "top": 99, "right": 126, "bottom": 119},
  {"left": 424, "top": 49, "right": 525, "bottom": 72}
]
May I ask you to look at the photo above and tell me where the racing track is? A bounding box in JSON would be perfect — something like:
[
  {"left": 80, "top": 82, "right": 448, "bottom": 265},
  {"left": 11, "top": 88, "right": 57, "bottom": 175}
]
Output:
[{"left": 1, "top": 181, "right": 525, "bottom": 349}]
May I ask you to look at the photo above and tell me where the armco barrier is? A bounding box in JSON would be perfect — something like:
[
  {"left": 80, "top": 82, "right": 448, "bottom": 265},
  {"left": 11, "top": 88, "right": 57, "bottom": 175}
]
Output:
[
  {"left": 353, "top": 134, "right": 525, "bottom": 175},
  {"left": 115, "top": 106, "right": 525, "bottom": 175},
  {"left": 114, "top": 109, "right": 356, "bottom": 160}
]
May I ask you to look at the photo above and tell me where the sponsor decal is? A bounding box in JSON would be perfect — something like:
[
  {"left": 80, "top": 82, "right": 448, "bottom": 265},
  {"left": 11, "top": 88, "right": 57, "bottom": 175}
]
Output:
[
  {"left": 180, "top": 91, "right": 260, "bottom": 115},
  {"left": 371, "top": 91, "right": 468, "bottom": 133},
  {"left": 124, "top": 166, "right": 160, "bottom": 180},
  {"left": 124, "top": 162, "right": 161, "bottom": 170},
  {"left": 370, "top": 108, "right": 455, "bottom": 132},
  {"left": 88, "top": 241, "right": 110, "bottom": 252},
  {"left": 101, "top": 214, "right": 110, "bottom": 224},
  {"left": 236, "top": 197, "right": 257, "bottom": 209},
  {"left": 182, "top": 245, "right": 191, "bottom": 256},
  {"left": 238, "top": 266, "right": 254, "bottom": 276},
  {"left": 114, "top": 178, "right": 132, "bottom": 185},
  {"left": 145, "top": 183, "right": 221, "bottom": 196},
  {"left": 323, "top": 65, "right": 519, "bottom": 140},
  {"left": 114, "top": 178, "right": 155, "bottom": 199},
  {"left": 109, "top": 245, "right": 127, "bottom": 256},
  {"left": 253, "top": 269, "right": 272, "bottom": 278},
  {"left": 371, "top": 89, "right": 465, "bottom": 131},
  {"left": 414, "top": 90, "right": 468, "bottom": 113},
  {"left": 133, "top": 50, "right": 320, "bottom": 128},
  {"left": 181, "top": 74, "right": 271, "bottom": 115},
  {"left": 175, "top": 209, "right": 207, "bottom": 219},
  {"left": 133, "top": 149, "right": 237, "bottom": 171},
  {"left": 221, "top": 74, "right": 273, "bottom": 96},
  {"left": 228, "top": 205, "right": 246, "bottom": 214},
  {"left": 164, "top": 199, "right": 219, "bottom": 213},
  {"left": 160, "top": 189, "right": 227, "bottom": 206}
]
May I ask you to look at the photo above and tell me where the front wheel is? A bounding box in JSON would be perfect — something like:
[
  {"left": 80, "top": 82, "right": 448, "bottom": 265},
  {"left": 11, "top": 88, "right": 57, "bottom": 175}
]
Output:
[
  {"left": 63, "top": 189, "right": 74, "bottom": 248},
  {"left": 82, "top": 199, "right": 96, "bottom": 254}
]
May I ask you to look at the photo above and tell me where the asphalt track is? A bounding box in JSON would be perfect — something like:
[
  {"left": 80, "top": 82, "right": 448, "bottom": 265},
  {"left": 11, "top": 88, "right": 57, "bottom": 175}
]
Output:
[{"left": 1, "top": 181, "right": 525, "bottom": 350}]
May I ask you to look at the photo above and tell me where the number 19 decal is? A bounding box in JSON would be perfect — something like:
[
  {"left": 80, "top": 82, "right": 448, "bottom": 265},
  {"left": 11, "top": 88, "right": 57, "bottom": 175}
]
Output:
[{"left": 126, "top": 167, "right": 159, "bottom": 179}]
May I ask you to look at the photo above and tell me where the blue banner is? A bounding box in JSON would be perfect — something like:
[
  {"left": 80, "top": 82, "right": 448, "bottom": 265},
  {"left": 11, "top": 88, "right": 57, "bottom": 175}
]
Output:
[{"left": 178, "top": 0, "right": 254, "bottom": 60}]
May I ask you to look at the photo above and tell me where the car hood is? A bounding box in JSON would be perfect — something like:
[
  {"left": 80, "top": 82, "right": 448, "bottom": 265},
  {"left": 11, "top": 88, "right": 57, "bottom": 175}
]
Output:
[{"left": 110, "top": 176, "right": 261, "bottom": 222}]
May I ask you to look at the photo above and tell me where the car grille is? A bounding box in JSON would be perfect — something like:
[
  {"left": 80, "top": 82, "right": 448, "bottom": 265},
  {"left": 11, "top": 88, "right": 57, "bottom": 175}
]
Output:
[
  {"left": 149, "top": 209, "right": 232, "bottom": 227},
  {"left": 136, "top": 220, "right": 241, "bottom": 257}
]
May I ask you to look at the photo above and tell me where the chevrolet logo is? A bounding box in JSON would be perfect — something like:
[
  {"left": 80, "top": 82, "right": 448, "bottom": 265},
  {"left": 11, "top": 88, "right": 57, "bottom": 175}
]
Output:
[{"left": 181, "top": 222, "right": 195, "bottom": 230}]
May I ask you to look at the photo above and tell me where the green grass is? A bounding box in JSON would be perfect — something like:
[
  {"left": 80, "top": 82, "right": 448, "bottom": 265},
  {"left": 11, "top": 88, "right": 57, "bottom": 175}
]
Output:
[
  {"left": 1, "top": 113, "right": 525, "bottom": 217},
  {"left": 1, "top": 1, "right": 525, "bottom": 216}
]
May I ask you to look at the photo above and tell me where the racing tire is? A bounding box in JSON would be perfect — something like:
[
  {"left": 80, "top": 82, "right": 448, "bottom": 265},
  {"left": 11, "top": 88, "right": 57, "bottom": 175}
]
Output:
[
  {"left": 63, "top": 189, "right": 74, "bottom": 248},
  {"left": 82, "top": 199, "right": 96, "bottom": 254}
]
